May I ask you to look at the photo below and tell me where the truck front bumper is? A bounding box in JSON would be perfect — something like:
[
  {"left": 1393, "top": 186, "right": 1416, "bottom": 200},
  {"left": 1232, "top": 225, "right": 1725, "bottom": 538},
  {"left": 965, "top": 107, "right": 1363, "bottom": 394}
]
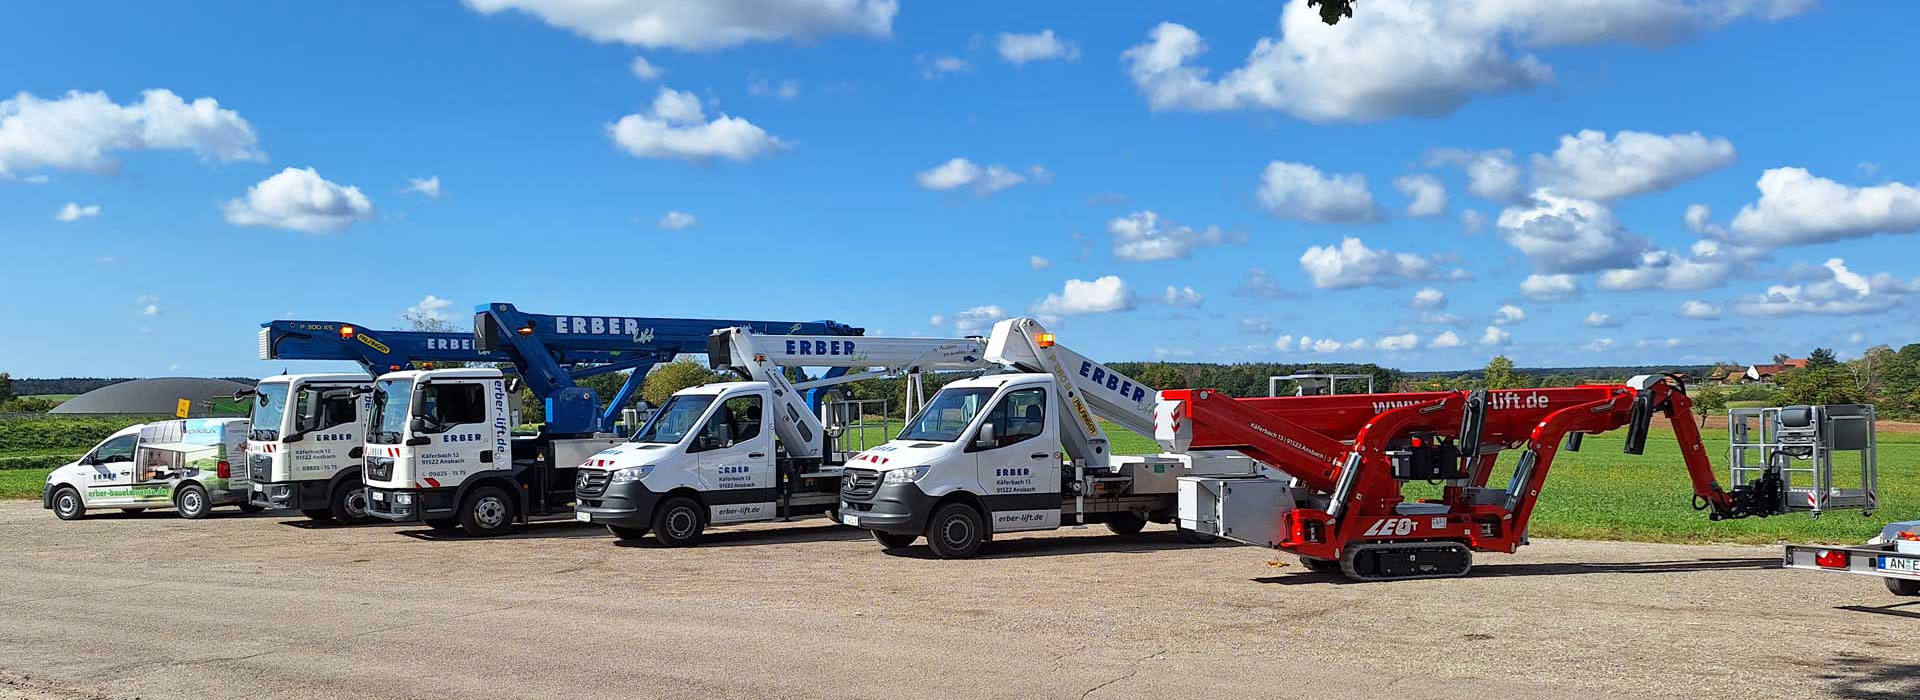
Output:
[
  {"left": 250, "top": 480, "right": 329, "bottom": 510},
  {"left": 839, "top": 482, "right": 935, "bottom": 535},
  {"left": 365, "top": 487, "right": 456, "bottom": 522},
  {"left": 574, "top": 480, "right": 660, "bottom": 528}
]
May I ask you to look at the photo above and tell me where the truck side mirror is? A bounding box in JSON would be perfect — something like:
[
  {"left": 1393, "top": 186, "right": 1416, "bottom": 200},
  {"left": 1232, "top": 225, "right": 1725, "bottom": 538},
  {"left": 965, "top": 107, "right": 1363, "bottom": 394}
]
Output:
[
  {"left": 974, "top": 423, "right": 997, "bottom": 450},
  {"left": 410, "top": 416, "right": 428, "bottom": 434}
]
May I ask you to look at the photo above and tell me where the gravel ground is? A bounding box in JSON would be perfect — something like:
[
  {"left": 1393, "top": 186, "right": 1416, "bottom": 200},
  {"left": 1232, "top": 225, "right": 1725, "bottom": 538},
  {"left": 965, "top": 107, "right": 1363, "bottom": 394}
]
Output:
[{"left": 0, "top": 499, "right": 1914, "bottom": 700}]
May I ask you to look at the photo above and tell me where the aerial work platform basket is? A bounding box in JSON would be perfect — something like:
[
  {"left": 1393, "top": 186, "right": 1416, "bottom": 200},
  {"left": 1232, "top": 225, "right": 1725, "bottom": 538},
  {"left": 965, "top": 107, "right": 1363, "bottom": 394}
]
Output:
[{"left": 1728, "top": 405, "right": 1877, "bottom": 518}]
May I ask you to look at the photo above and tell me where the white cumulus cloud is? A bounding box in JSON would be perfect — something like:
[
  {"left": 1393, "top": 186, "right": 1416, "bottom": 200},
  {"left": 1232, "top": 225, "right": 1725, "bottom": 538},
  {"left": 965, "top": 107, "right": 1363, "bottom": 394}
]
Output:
[
  {"left": 1595, "top": 240, "right": 1739, "bottom": 291},
  {"left": 1258, "top": 161, "right": 1383, "bottom": 223},
  {"left": 1496, "top": 191, "right": 1649, "bottom": 274},
  {"left": 1491, "top": 304, "right": 1526, "bottom": 326},
  {"left": 1584, "top": 311, "right": 1622, "bottom": 328},
  {"left": 1531, "top": 129, "right": 1736, "bottom": 201},
  {"left": 0, "top": 88, "right": 263, "bottom": 179},
  {"left": 1680, "top": 300, "right": 1723, "bottom": 319},
  {"left": 1520, "top": 273, "right": 1579, "bottom": 301},
  {"left": 1394, "top": 173, "right": 1447, "bottom": 217},
  {"left": 609, "top": 87, "right": 788, "bottom": 162},
  {"left": 1428, "top": 331, "right": 1464, "bottom": 349},
  {"left": 401, "top": 176, "right": 442, "bottom": 199},
  {"left": 917, "top": 54, "right": 971, "bottom": 79},
  {"left": 460, "top": 0, "right": 898, "bottom": 51},
  {"left": 952, "top": 305, "right": 1010, "bottom": 335},
  {"left": 1159, "top": 285, "right": 1204, "bottom": 307},
  {"left": 222, "top": 167, "right": 374, "bottom": 233},
  {"left": 406, "top": 295, "right": 455, "bottom": 323},
  {"left": 1729, "top": 258, "right": 1919, "bottom": 317},
  {"left": 1032, "top": 276, "right": 1135, "bottom": 317},
  {"left": 1728, "top": 167, "right": 1920, "bottom": 248},
  {"left": 1028, "top": 255, "right": 1052, "bottom": 270},
  {"left": 1298, "top": 237, "right": 1457, "bottom": 289},
  {"left": 628, "top": 55, "right": 665, "bottom": 81},
  {"left": 1378, "top": 333, "right": 1420, "bottom": 352},
  {"left": 1410, "top": 287, "right": 1446, "bottom": 309},
  {"left": 916, "top": 157, "right": 1048, "bottom": 197},
  {"left": 1479, "top": 326, "right": 1512, "bottom": 347},
  {"left": 54, "top": 202, "right": 100, "bottom": 222},
  {"left": 1428, "top": 148, "right": 1525, "bottom": 203},
  {"left": 997, "top": 29, "right": 1079, "bottom": 65},
  {"left": 658, "top": 210, "right": 698, "bottom": 231},
  {"left": 1107, "top": 210, "right": 1233, "bottom": 262}
]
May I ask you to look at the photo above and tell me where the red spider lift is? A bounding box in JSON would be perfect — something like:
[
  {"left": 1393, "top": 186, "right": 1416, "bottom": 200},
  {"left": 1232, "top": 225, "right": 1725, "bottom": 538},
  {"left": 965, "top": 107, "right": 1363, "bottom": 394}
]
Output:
[{"left": 1157, "top": 375, "right": 1791, "bottom": 581}]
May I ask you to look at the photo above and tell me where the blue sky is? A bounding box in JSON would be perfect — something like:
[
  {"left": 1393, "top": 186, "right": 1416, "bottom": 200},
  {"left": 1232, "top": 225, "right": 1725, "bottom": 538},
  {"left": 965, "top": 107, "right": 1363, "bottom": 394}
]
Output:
[{"left": 3, "top": 0, "right": 1917, "bottom": 378}]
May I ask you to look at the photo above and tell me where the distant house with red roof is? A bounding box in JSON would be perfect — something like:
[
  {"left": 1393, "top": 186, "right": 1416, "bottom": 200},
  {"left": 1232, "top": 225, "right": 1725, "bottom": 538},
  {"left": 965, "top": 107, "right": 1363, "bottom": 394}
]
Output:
[{"left": 1744, "top": 358, "right": 1808, "bottom": 383}]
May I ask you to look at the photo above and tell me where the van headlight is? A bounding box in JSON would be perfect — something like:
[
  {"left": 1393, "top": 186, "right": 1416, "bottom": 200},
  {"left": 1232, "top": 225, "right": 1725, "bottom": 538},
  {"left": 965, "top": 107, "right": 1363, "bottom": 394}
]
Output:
[
  {"left": 882, "top": 466, "right": 930, "bottom": 484},
  {"left": 611, "top": 466, "right": 654, "bottom": 483}
]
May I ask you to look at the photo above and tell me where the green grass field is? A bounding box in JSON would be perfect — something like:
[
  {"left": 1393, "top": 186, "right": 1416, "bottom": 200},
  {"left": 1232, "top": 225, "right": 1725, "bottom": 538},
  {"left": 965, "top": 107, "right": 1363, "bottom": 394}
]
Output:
[{"left": 0, "top": 469, "right": 49, "bottom": 500}]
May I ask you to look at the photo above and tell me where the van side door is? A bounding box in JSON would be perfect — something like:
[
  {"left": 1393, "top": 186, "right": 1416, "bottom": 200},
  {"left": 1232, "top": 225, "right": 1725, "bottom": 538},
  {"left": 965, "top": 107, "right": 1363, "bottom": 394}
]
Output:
[
  {"left": 82, "top": 433, "right": 140, "bottom": 506},
  {"left": 694, "top": 392, "right": 775, "bottom": 523}
]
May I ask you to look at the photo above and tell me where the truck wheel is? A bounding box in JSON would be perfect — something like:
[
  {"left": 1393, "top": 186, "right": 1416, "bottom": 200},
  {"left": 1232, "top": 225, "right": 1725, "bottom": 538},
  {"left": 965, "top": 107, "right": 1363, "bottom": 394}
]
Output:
[
  {"left": 459, "top": 486, "right": 516, "bottom": 537},
  {"left": 925, "top": 503, "right": 986, "bottom": 559},
  {"left": 301, "top": 508, "right": 335, "bottom": 521},
  {"left": 871, "top": 530, "right": 917, "bottom": 549},
  {"left": 237, "top": 503, "right": 265, "bottom": 514},
  {"left": 329, "top": 480, "right": 373, "bottom": 525},
  {"left": 175, "top": 484, "right": 211, "bottom": 520},
  {"left": 1176, "top": 525, "right": 1217, "bottom": 544},
  {"left": 607, "top": 525, "right": 651, "bottom": 541},
  {"left": 52, "top": 487, "right": 85, "bottom": 521},
  {"left": 651, "top": 497, "right": 705, "bottom": 547},
  {"left": 1104, "top": 513, "right": 1147, "bottom": 535},
  {"left": 425, "top": 518, "right": 461, "bottom": 532},
  {"left": 1888, "top": 577, "right": 1920, "bottom": 597}
]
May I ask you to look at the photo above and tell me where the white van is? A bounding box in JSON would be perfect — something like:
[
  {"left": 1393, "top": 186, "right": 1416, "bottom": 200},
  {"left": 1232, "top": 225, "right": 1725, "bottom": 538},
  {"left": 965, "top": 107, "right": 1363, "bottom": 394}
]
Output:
[{"left": 43, "top": 418, "right": 260, "bottom": 520}]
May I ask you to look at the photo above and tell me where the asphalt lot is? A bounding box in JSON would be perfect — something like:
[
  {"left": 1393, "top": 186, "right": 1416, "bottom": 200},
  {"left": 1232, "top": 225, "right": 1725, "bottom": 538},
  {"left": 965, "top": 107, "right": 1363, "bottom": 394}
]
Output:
[{"left": 0, "top": 499, "right": 1914, "bottom": 700}]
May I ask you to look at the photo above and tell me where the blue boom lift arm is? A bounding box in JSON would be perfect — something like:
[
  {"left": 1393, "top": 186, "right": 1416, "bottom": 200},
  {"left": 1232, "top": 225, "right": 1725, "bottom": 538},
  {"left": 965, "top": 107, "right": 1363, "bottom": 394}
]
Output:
[
  {"left": 259, "top": 320, "right": 505, "bottom": 373},
  {"left": 471, "top": 302, "right": 860, "bottom": 435}
]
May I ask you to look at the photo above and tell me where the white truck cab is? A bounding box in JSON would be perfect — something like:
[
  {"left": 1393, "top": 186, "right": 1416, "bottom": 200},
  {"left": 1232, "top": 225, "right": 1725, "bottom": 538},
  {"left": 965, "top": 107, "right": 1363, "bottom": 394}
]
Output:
[
  {"left": 241, "top": 373, "right": 374, "bottom": 522},
  {"left": 574, "top": 380, "right": 842, "bottom": 545},
  {"left": 44, "top": 418, "right": 259, "bottom": 520},
  {"left": 361, "top": 367, "right": 620, "bottom": 536},
  {"left": 838, "top": 318, "right": 1260, "bottom": 557}
]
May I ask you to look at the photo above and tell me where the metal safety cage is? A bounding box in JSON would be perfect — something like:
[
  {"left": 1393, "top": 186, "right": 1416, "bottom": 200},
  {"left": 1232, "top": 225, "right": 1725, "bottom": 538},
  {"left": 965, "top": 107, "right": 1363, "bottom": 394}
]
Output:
[{"left": 1729, "top": 405, "right": 1877, "bottom": 518}]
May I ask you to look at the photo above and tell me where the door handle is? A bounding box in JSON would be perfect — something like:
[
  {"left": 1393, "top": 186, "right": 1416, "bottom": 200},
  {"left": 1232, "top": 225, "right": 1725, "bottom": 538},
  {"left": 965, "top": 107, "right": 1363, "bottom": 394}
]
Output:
[
  {"left": 749, "top": 452, "right": 766, "bottom": 458},
  {"left": 1030, "top": 452, "right": 1050, "bottom": 459}
]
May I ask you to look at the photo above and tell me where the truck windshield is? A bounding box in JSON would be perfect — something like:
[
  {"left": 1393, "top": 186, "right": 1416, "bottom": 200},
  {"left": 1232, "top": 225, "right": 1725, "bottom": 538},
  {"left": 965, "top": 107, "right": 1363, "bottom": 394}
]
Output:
[
  {"left": 898, "top": 387, "right": 995, "bottom": 442},
  {"left": 631, "top": 394, "right": 716, "bottom": 444},
  {"left": 249, "top": 383, "right": 290, "bottom": 441},
  {"left": 370, "top": 378, "right": 413, "bottom": 445}
]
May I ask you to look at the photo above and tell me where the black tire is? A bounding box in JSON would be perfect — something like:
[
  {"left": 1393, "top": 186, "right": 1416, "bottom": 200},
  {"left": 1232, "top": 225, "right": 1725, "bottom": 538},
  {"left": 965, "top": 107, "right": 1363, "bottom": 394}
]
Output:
[
  {"left": 458, "top": 486, "right": 516, "bottom": 537},
  {"left": 119, "top": 508, "right": 146, "bottom": 514},
  {"left": 237, "top": 503, "right": 265, "bottom": 514},
  {"left": 871, "top": 530, "right": 918, "bottom": 549},
  {"left": 1888, "top": 576, "right": 1920, "bottom": 597},
  {"left": 329, "top": 479, "right": 373, "bottom": 525},
  {"left": 301, "top": 508, "right": 335, "bottom": 521},
  {"left": 1104, "top": 513, "right": 1148, "bottom": 535},
  {"left": 175, "top": 484, "right": 211, "bottom": 520},
  {"left": 1299, "top": 556, "right": 1342, "bottom": 573},
  {"left": 1176, "top": 525, "right": 1217, "bottom": 544},
  {"left": 925, "top": 502, "right": 987, "bottom": 559},
  {"left": 607, "top": 525, "right": 651, "bottom": 541},
  {"left": 425, "top": 518, "right": 461, "bottom": 532},
  {"left": 52, "top": 487, "right": 85, "bottom": 521},
  {"left": 651, "top": 496, "right": 705, "bottom": 547}
]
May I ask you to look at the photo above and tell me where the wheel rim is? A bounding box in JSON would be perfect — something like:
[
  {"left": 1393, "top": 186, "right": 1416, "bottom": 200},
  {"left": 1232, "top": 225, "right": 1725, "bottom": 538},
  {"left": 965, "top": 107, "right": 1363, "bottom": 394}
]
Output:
[
  {"left": 342, "top": 488, "right": 368, "bottom": 519},
  {"left": 474, "top": 497, "right": 506, "bottom": 528},
  {"left": 182, "top": 491, "right": 202, "bottom": 513},
  {"left": 939, "top": 514, "right": 973, "bottom": 549},
  {"left": 56, "top": 493, "right": 77, "bottom": 516},
  {"left": 666, "top": 507, "right": 697, "bottom": 538}
]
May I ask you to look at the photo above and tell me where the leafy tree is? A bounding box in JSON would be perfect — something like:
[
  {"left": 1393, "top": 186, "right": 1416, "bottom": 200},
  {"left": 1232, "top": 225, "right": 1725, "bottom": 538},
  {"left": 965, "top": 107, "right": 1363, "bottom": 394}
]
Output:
[
  {"left": 1806, "top": 347, "right": 1839, "bottom": 370},
  {"left": 1482, "top": 356, "right": 1524, "bottom": 390},
  {"left": 1780, "top": 364, "right": 1861, "bottom": 406},
  {"left": 642, "top": 360, "right": 729, "bottom": 407},
  {"left": 1691, "top": 385, "right": 1727, "bottom": 426},
  {"left": 1133, "top": 364, "right": 1189, "bottom": 392},
  {"left": 0, "top": 372, "right": 12, "bottom": 406}
]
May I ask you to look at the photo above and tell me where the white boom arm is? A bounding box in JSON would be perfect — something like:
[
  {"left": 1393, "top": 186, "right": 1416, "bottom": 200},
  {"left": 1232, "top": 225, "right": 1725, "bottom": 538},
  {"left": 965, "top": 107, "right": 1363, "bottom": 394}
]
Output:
[
  {"left": 984, "top": 317, "right": 1157, "bottom": 469},
  {"left": 710, "top": 329, "right": 992, "bottom": 460}
]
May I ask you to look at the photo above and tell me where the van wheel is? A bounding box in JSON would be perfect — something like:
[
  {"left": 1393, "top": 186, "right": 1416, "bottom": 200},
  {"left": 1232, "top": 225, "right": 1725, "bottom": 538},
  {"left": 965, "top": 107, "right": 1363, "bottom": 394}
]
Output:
[
  {"left": 1888, "top": 577, "right": 1920, "bottom": 597},
  {"left": 301, "top": 508, "right": 335, "bottom": 521},
  {"left": 330, "top": 480, "right": 372, "bottom": 525},
  {"left": 175, "top": 484, "right": 211, "bottom": 519},
  {"left": 459, "top": 486, "right": 516, "bottom": 537},
  {"left": 1104, "top": 513, "right": 1148, "bottom": 535},
  {"left": 425, "top": 518, "right": 460, "bottom": 532},
  {"left": 52, "top": 487, "right": 85, "bottom": 520},
  {"left": 925, "top": 503, "right": 986, "bottom": 559},
  {"left": 607, "top": 525, "right": 650, "bottom": 541},
  {"left": 871, "top": 530, "right": 917, "bottom": 549},
  {"left": 237, "top": 504, "right": 265, "bottom": 514},
  {"left": 651, "top": 497, "right": 705, "bottom": 547}
]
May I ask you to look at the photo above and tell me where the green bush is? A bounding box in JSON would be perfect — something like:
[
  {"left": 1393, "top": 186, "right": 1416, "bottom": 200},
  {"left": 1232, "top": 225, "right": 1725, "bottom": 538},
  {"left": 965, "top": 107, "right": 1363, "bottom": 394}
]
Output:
[
  {"left": 0, "top": 415, "right": 149, "bottom": 452},
  {"left": 0, "top": 454, "right": 78, "bottom": 470}
]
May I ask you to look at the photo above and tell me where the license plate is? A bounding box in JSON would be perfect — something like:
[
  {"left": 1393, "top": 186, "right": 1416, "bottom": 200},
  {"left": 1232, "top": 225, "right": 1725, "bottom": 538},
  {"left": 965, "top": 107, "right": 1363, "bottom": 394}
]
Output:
[
  {"left": 841, "top": 513, "right": 859, "bottom": 526},
  {"left": 1878, "top": 555, "right": 1919, "bottom": 574},
  {"left": 575, "top": 511, "right": 592, "bottom": 523},
  {"left": 371, "top": 491, "right": 385, "bottom": 501}
]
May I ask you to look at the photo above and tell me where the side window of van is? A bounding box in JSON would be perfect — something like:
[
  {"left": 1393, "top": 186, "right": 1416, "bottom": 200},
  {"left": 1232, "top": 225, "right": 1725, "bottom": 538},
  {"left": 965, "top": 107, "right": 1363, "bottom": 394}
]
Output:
[{"left": 91, "top": 435, "right": 137, "bottom": 464}]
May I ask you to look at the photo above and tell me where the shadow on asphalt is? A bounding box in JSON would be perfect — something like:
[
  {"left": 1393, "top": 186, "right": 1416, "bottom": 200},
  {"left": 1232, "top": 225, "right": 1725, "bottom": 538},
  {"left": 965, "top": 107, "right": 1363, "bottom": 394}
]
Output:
[
  {"left": 612, "top": 522, "right": 871, "bottom": 549},
  {"left": 1822, "top": 653, "right": 1920, "bottom": 700},
  {"left": 277, "top": 518, "right": 409, "bottom": 530},
  {"left": 88, "top": 507, "right": 281, "bottom": 521},
  {"left": 394, "top": 519, "right": 606, "bottom": 542},
  {"left": 881, "top": 529, "right": 1235, "bottom": 560},
  {"left": 1253, "top": 556, "right": 1779, "bottom": 585}
]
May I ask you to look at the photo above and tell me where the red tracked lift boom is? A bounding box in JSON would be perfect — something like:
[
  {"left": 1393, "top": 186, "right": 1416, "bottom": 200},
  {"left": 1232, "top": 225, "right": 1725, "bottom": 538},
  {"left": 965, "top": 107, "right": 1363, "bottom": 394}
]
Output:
[{"left": 1157, "top": 375, "right": 1786, "bottom": 581}]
